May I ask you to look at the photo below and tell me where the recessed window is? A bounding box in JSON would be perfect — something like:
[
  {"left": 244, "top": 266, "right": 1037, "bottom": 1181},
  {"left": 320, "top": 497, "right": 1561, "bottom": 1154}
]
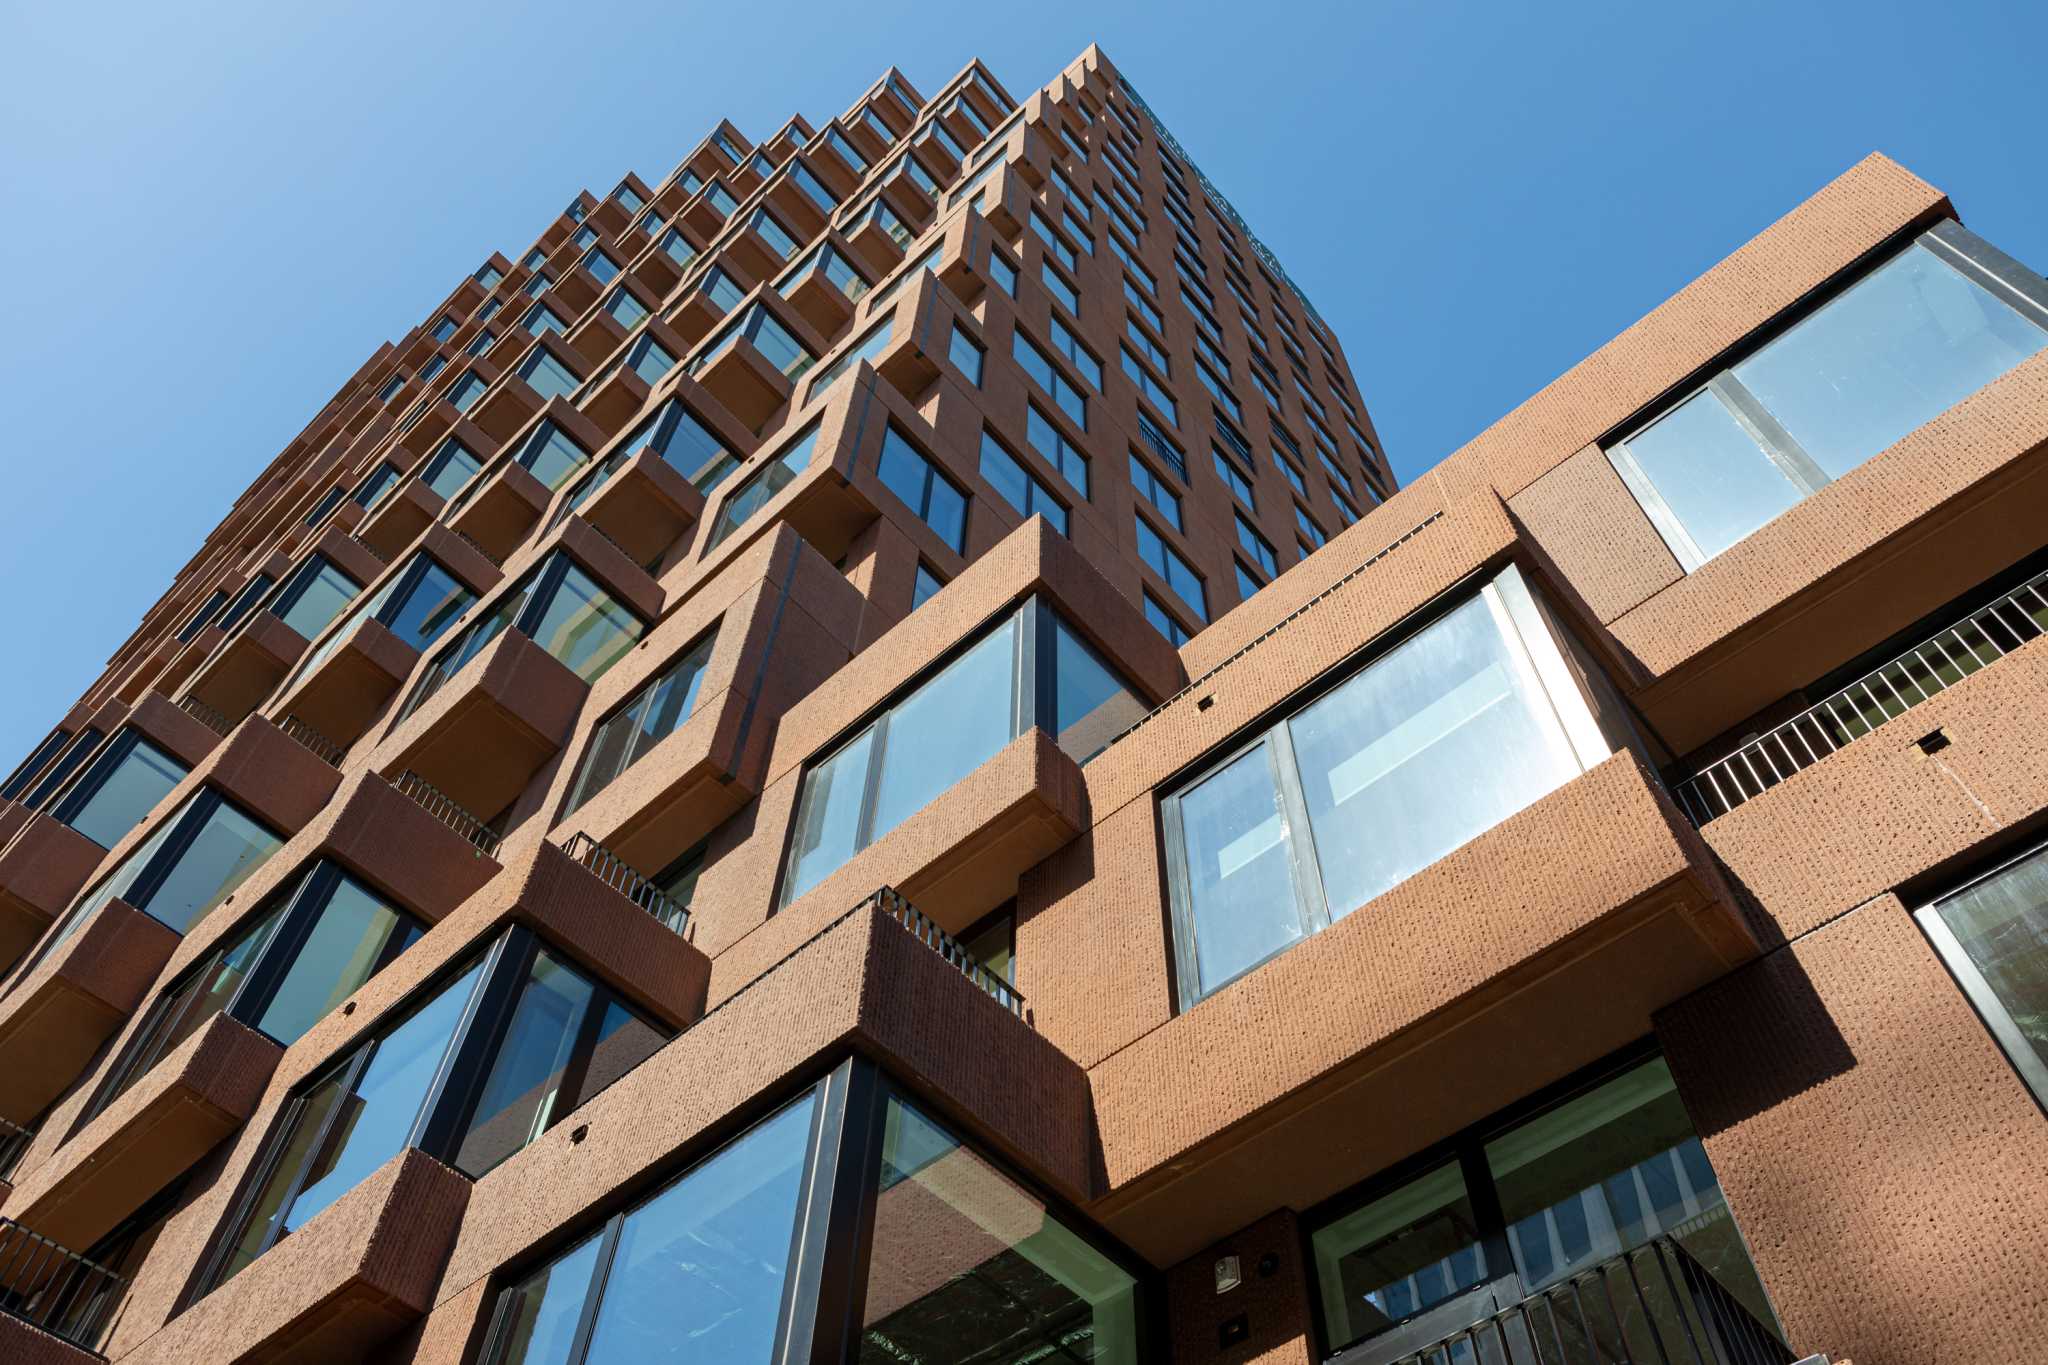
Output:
[
  {"left": 948, "top": 323, "right": 984, "bottom": 385},
  {"left": 1014, "top": 331, "right": 1087, "bottom": 427},
  {"left": 38, "top": 784, "right": 277, "bottom": 966},
  {"left": 175, "top": 590, "right": 229, "bottom": 644},
  {"left": 1144, "top": 591, "right": 1192, "bottom": 646},
  {"left": 1135, "top": 517, "right": 1205, "bottom": 622},
  {"left": 566, "top": 631, "right": 719, "bottom": 813},
  {"left": 749, "top": 207, "right": 802, "bottom": 261},
  {"left": 1235, "top": 512, "right": 1277, "bottom": 575},
  {"left": 89, "top": 862, "right": 422, "bottom": 1116},
  {"left": 1030, "top": 212, "right": 1079, "bottom": 272},
  {"left": 806, "top": 318, "right": 892, "bottom": 403},
  {"left": 1130, "top": 452, "right": 1182, "bottom": 530},
  {"left": 475, "top": 264, "right": 504, "bottom": 288},
  {"left": 302, "top": 486, "right": 347, "bottom": 528},
  {"left": 513, "top": 419, "right": 591, "bottom": 491},
  {"left": 517, "top": 346, "right": 581, "bottom": 401},
  {"left": 1122, "top": 347, "right": 1179, "bottom": 424},
  {"left": 1607, "top": 222, "right": 2048, "bottom": 570},
  {"left": 446, "top": 369, "right": 489, "bottom": 412},
  {"left": 911, "top": 561, "right": 944, "bottom": 610},
  {"left": 656, "top": 226, "right": 696, "bottom": 268},
  {"left": 0, "top": 728, "right": 73, "bottom": 803},
  {"left": 695, "top": 303, "right": 815, "bottom": 381},
  {"left": 706, "top": 423, "right": 820, "bottom": 551},
  {"left": 603, "top": 288, "right": 648, "bottom": 330},
  {"left": 790, "top": 162, "right": 837, "bottom": 214},
  {"left": 1042, "top": 260, "right": 1080, "bottom": 315},
  {"left": 200, "top": 928, "right": 668, "bottom": 1293},
  {"left": 421, "top": 437, "right": 483, "bottom": 503},
  {"left": 704, "top": 181, "right": 739, "bottom": 217},
  {"left": 781, "top": 599, "right": 1142, "bottom": 903},
  {"left": 1162, "top": 568, "right": 1613, "bottom": 1005},
  {"left": 876, "top": 426, "right": 968, "bottom": 552},
  {"left": 286, "top": 552, "right": 476, "bottom": 691},
  {"left": 615, "top": 182, "right": 645, "bottom": 212},
  {"left": 1024, "top": 404, "right": 1090, "bottom": 497},
  {"left": 621, "top": 333, "right": 677, "bottom": 386},
  {"left": 1309, "top": 1055, "right": 1770, "bottom": 1358},
  {"left": 621, "top": 397, "right": 730, "bottom": 489},
  {"left": 1915, "top": 840, "right": 2048, "bottom": 1105},
  {"left": 979, "top": 431, "right": 1066, "bottom": 534},
  {"left": 405, "top": 552, "right": 644, "bottom": 716}
]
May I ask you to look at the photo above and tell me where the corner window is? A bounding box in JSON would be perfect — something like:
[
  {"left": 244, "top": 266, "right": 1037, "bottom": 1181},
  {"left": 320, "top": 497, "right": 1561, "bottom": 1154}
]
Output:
[
  {"left": 621, "top": 396, "right": 730, "bottom": 489},
  {"left": 0, "top": 727, "right": 72, "bottom": 802},
  {"left": 1915, "top": 840, "right": 2048, "bottom": 1106},
  {"left": 514, "top": 419, "right": 590, "bottom": 491},
  {"left": 1608, "top": 222, "right": 2048, "bottom": 570},
  {"left": 50, "top": 732, "right": 192, "bottom": 850},
  {"left": 89, "top": 862, "right": 423, "bottom": 1116},
  {"left": 270, "top": 553, "right": 362, "bottom": 641},
  {"left": 780, "top": 600, "right": 1140, "bottom": 905},
  {"left": 200, "top": 928, "right": 668, "bottom": 1292},
  {"left": 706, "top": 423, "right": 820, "bottom": 551},
  {"left": 404, "top": 552, "right": 644, "bottom": 717},
  {"left": 1163, "top": 568, "right": 1615, "bottom": 1005},
  {"left": 286, "top": 552, "right": 476, "bottom": 691},
  {"left": 35, "top": 785, "right": 278, "bottom": 969},
  {"left": 979, "top": 431, "right": 1066, "bottom": 534},
  {"left": 566, "top": 631, "right": 718, "bottom": 813},
  {"left": 876, "top": 426, "right": 968, "bottom": 552},
  {"left": 422, "top": 436, "right": 483, "bottom": 501}
]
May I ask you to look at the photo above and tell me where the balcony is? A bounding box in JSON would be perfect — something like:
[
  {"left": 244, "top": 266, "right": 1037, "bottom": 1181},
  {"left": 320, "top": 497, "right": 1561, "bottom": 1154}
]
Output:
[
  {"left": 557, "top": 446, "right": 705, "bottom": 570},
  {"left": 354, "top": 474, "right": 442, "bottom": 560},
  {"left": 372, "top": 628, "right": 588, "bottom": 822},
  {"left": 182, "top": 610, "right": 307, "bottom": 723},
  {"left": 6, "top": 1013, "right": 278, "bottom": 1252},
  {"left": 0, "top": 1216, "right": 128, "bottom": 1360},
  {"left": 0, "top": 898, "right": 180, "bottom": 1126},
  {"left": 0, "top": 815, "right": 106, "bottom": 973},
  {"left": 1343, "top": 1233, "right": 1797, "bottom": 1365},
  {"left": 443, "top": 457, "right": 551, "bottom": 563},
  {"left": 126, "top": 1149, "right": 467, "bottom": 1362}
]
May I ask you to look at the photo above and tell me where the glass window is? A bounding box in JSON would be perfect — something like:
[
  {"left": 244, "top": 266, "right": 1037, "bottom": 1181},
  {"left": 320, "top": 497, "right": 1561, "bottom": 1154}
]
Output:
[
  {"left": 621, "top": 333, "right": 676, "bottom": 385},
  {"left": 1042, "top": 261, "right": 1080, "bottom": 315},
  {"left": 805, "top": 318, "right": 892, "bottom": 402},
  {"left": 750, "top": 207, "right": 801, "bottom": 261},
  {"left": 911, "top": 562, "right": 944, "bottom": 610},
  {"left": 0, "top": 728, "right": 71, "bottom": 802},
  {"left": 56, "top": 736, "right": 190, "bottom": 849},
  {"left": 522, "top": 302, "right": 565, "bottom": 337},
  {"left": 176, "top": 590, "right": 229, "bottom": 644},
  {"left": 351, "top": 462, "right": 401, "bottom": 511},
  {"left": 1918, "top": 842, "right": 2048, "bottom": 1104},
  {"left": 1122, "top": 348, "right": 1179, "bottom": 424},
  {"left": 704, "top": 181, "right": 739, "bottom": 217},
  {"left": 791, "top": 162, "right": 838, "bottom": 213},
  {"left": 1025, "top": 405, "right": 1090, "bottom": 497},
  {"left": 515, "top": 420, "right": 590, "bottom": 491},
  {"left": 20, "top": 726, "right": 103, "bottom": 810},
  {"left": 989, "top": 248, "right": 1019, "bottom": 298},
  {"left": 483, "top": 1092, "right": 817, "bottom": 1365},
  {"left": 876, "top": 427, "right": 968, "bottom": 552},
  {"left": 979, "top": 432, "right": 1065, "bottom": 534},
  {"left": 422, "top": 437, "right": 482, "bottom": 501},
  {"left": 1166, "top": 573, "right": 1605, "bottom": 1005},
  {"left": 700, "top": 267, "right": 745, "bottom": 314},
  {"left": 566, "top": 631, "right": 718, "bottom": 813},
  {"left": 271, "top": 555, "right": 361, "bottom": 641},
  {"left": 519, "top": 346, "right": 581, "bottom": 401},
  {"left": 1313, "top": 1161, "right": 1491, "bottom": 1346},
  {"left": 1014, "top": 331, "right": 1087, "bottom": 428},
  {"left": 1135, "top": 518, "right": 1205, "bottom": 621},
  {"left": 948, "top": 323, "right": 984, "bottom": 385},
  {"left": 706, "top": 423, "right": 819, "bottom": 551},
  {"left": 603, "top": 288, "right": 648, "bottom": 330},
  {"left": 622, "top": 396, "right": 729, "bottom": 486},
  {"left": 1213, "top": 448, "right": 1256, "bottom": 508},
  {"left": 407, "top": 554, "right": 645, "bottom": 715},
  {"left": 1049, "top": 617, "right": 1144, "bottom": 762},
  {"left": 656, "top": 226, "right": 695, "bottom": 267},
  {"left": 1236, "top": 513, "right": 1277, "bottom": 575},
  {"left": 1130, "top": 453, "right": 1181, "bottom": 530},
  {"left": 860, "top": 1096, "right": 1139, "bottom": 1362},
  {"left": 1611, "top": 226, "right": 2048, "bottom": 570}
]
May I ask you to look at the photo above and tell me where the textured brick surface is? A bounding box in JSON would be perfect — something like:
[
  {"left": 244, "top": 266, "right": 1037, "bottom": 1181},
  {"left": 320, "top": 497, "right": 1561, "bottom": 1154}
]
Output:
[
  {"left": 1507, "top": 443, "right": 1683, "bottom": 624},
  {"left": 1658, "top": 898, "right": 2048, "bottom": 1365},
  {"left": 1164, "top": 1209, "right": 1317, "bottom": 1365}
]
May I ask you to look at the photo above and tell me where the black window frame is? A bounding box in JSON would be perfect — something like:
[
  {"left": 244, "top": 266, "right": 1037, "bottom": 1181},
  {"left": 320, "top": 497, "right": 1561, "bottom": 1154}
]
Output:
[
  {"left": 47, "top": 729, "right": 191, "bottom": 845},
  {"left": 563, "top": 628, "right": 721, "bottom": 815},
  {"left": 1, "top": 726, "right": 72, "bottom": 803},
  {"left": 20, "top": 726, "right": 106, "bottom": 811}
]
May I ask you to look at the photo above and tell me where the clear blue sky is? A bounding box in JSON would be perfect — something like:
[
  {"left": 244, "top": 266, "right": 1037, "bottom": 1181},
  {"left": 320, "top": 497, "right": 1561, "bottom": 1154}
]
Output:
[{"left": 3, "top": 0, "right": 2044, "bottom": 767}]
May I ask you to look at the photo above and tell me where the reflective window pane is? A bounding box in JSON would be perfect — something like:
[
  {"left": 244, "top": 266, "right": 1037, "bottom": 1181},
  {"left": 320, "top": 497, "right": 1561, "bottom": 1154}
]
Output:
[
  {"left": 487, "top": 1232, "right": 602, "bottom": 1365},
  {"left": 1311, "top": 1163, "right": 1489, "bottom": 1347},
  {"left": 1175, "top": 743, "right": 1303, "bottom": 995},
  {"left": 529, "top": 564, "right": 642, "bottom": 682},
  {"left": 1735, "top": 242, "right": 2048, "bottom": 479},
  {"left": 144, "top": 800, "right": 281, "bottom": 933},
  {"left": 870, "top": 619, "right": 1018, "bottom": 840},
  {"left": 277, "top": 561, "right": 361, "bottom": 641},
  {"left": 456, "top": 951, "right": 597, "bottom": 1176},
  {"left": 1926, "top": 843, "right": 2048, "bottom": 1100},
  {"left": 859, "top": 1097, "right": 1138, "bottom": 1363},
  {"left": 1050, "top": 618, "right": 1144, "bottom": 763},
  {"left": 385, "top": 561, "right": 476, "bottom": 652},
  {"left": 782, "top": 728, "right": 875, "bottom": 905},
  {"left": 1621, "top": 390, "right": 1802, "bottom": 563},
  {"left": 65, "top": 740, "right": 188, "bottom": 848},
  {"left": 1287, "top": 593, "right": 1582, "bottom": 920},
  {"left": 580, "top": 1093, "right": 817, "bottom": 1364},
  {"left": 257, "top": 876, "right": 421, "bottom": 1044}
]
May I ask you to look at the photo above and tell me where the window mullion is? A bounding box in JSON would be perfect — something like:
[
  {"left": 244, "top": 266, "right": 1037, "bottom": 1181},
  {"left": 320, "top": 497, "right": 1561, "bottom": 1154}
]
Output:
[
  {"left": 855, "top": 715, "right": 891, "bottom": 852},
  {"left": 1267, "top": 724, "right": 1330, "bottom": 936},
  {"left": 231, "top": 863, "right": 338, "bottom": 1026},
  {"left": 559, "top": 1211, "right": 628, "bottom": 1365},
  {"left": 1605, "top": 440, "right": 1707, "bottom": 573},
  {"left": 1711, "top": 373, "right": 1828, "bottom": 495},
  {"left": 251, "top": 1044, "right": 375, "bottom": 1265},
  {"left": 409, "top": 928, "right": 528, "bottom": 1159},
  {"left": 1923, "top": 221, "right": 2048, "bottom": 331}
]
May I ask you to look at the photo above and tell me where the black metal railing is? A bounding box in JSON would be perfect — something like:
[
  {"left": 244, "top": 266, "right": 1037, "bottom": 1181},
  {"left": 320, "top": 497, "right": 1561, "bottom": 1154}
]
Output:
[
  {"left": 559, "top": 832, "right": 689, "bottom": 936},
  {"left": 451, "top": 528, "right": 504, "bottom": 569},
  {"left": 0, "top": 1216, "right": 128, "bottom": 1352},
  {"left": 175, "top": 694, "right": 234, "bottom": 738},
  {"left": 0, "top": 1118, "right": 32, "bottom": 1184},
  {"left": 869, "top": 886, "right": 1024, "bottom": 1017},
  {"left": 346, "top": 533, "right": 387, "bottom": 564},
  {"left": 276, "top": 714, "right": 345, "bottom": 767},
  {"left": 1673, "top": 566, "right": 2048, "bottom": 824},
  {"left": 1367, "top": 1236, "right": 1795, "bottom": 1365},
  {"left": 390, "top": 770, "right": 502, "bottom": 859}
]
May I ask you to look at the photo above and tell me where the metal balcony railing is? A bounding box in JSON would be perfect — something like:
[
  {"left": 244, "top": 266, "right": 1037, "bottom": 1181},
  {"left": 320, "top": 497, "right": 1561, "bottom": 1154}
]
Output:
[
  {"left": 0, "top": 1216, "right": 128, "bottom": 1352},
  {"left": 869, "top": 886, "right": 1024, "bottom": 1017},
  {"left": 277, "top": 714, "right": 345, "bottom": 767},
  {"left": 1357, "top": 1235, "right": 1794, "bottom": 1365},
  {"left": 451, "top": 528, "right": 504, "bottom": 569},
  {"left": 175, "top": 694, "right": 234, "bottom": 738},
  {"left": 559, "top": 832, "right": 689, "bottom": 936},
  {"left": 0, "top": 1118, "right": 32, "bottom": 1184},
  {"left": 390, "top": 770, "right": 502, "bottom": 859},
  {"left": 1672, "top": 567, "right": 2048, "bottom": 825}
]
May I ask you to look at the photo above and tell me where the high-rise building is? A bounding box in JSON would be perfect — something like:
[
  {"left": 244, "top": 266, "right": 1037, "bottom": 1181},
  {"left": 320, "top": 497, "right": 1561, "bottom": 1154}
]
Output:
[{"left": 0, "top": 42, "right": 2042, "bottom": 1365}]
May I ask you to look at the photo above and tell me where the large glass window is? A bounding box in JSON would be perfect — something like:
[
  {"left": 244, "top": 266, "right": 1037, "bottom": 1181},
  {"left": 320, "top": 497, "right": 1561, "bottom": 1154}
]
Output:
[
  {"left": 979, "top": 431, "right": 1066, "bottom": 535},
  {"left": 285, "top": 553, "right": 476, "bottom": 691},
  {"left": 705, "top": 422, "right": 819, "bottom": 551},
  {"left": 518, "top": 346, "right": 582, "bottom": 401},
  {"left": 34, "top": 786, "right": 279, "bottom": 967},
  {"left": 404, "top": 553, "right": 645, "bottom": 716},
  {"left": 1916, "top": 841, "right": 2048, "bottom": 1106},
  {"left": 19, "top": 726, "right": 104, "bottom": 810},
  {"left": 89, "top": 863, "right": 422, "bottom": 1116},
  {"left": 202, "top": 928, "right": 667, "bottom": 1293},
  {"left": 859, "top": 1096, "right": 1139, "bottom": 1362},
  {"left": 781, "top": 601, "right": 1140, "bottom": 905},
  {"left": 1163, "top": 569, "right": 1612, "bottom": 1005},
  {"left": 876, "top": 426, "right": 967, "bottom": 552},
  {"left": 270, "top": 553, "right": 362, "bottom": 642},
  {"left": 422, "top": 437, "right": 483, "bottom": 502},
  {"left": 51, "top": 732, "right": 192, "bottom": 849},
  {"left": 1, "top": 727, "right": 71, "bottom": 802},
  {"left": 1311, "top": 1055, "right": 1771, "bottom": 1358},
  {"left": 620, "top": 396, "right": 730, "bottom": 490},
  {"left": 514, "top": 420, "right": 591, "bottom": 491},
  {"left": 565, "top": 631, "right": 718, "bottom": 813},
  {"left": 1608, "top": 223, "right": 2048, "bottom": 571}
]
